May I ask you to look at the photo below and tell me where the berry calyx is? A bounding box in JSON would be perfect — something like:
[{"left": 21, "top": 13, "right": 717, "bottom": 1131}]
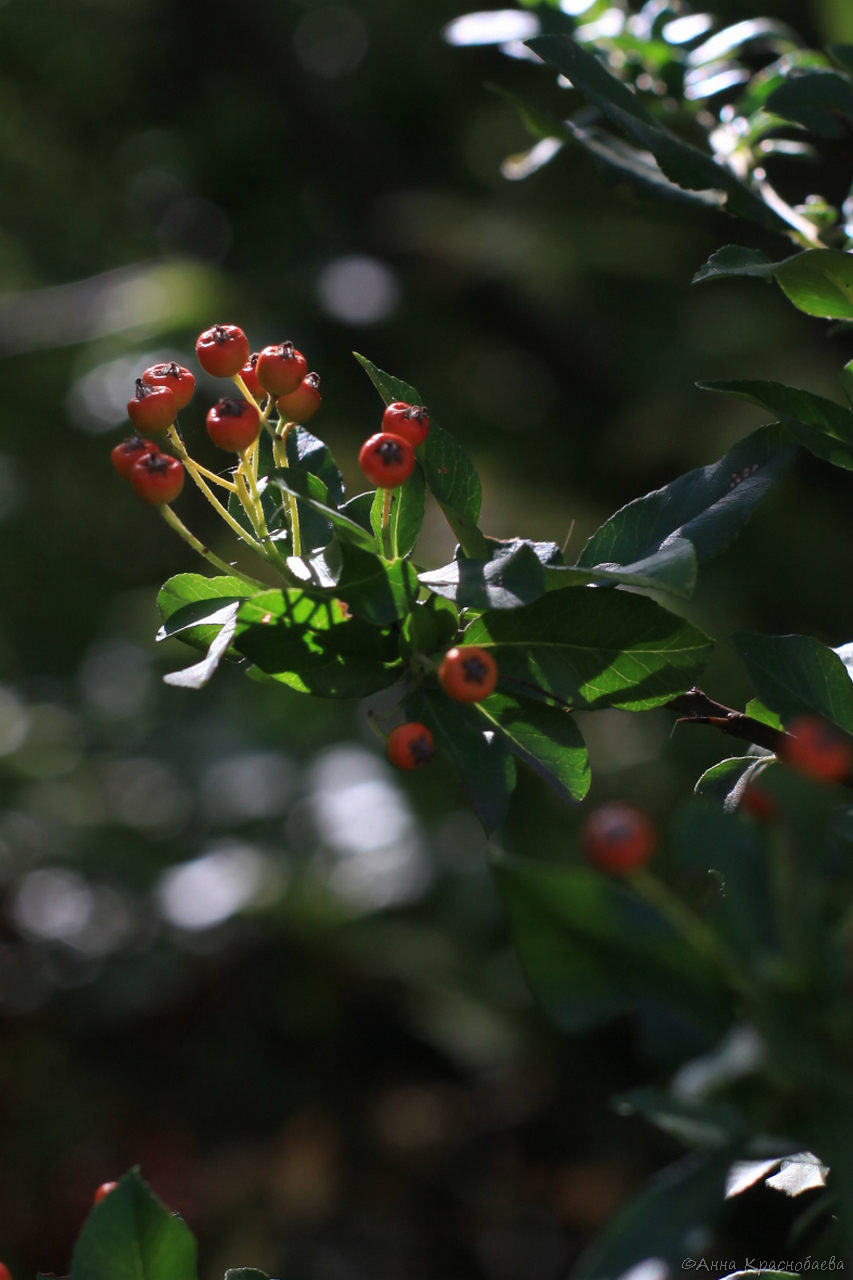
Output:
[
  {"left": 111, "top": 434, "right": 158, "bottom": 479},
  {"left": 127, "top": 379, "right": 176, "bottom": 434},
  {"left": 130, "top": 451, "right": 185, "bottom": 505},
  {"left": 256, "top": 341, "right": 308, "bottom": 397},
  {"left": 781, "top": 715, "right": 853, "bottom": 783},
  {"left": 206, "top": 398, "right": 261, "bottom": 452},
  {"left": 381, "top": 401, "right": 430, "bottom": 448},
  {"left": 386, "top": 722, "right": 435, "bottom": 770},
  {"left": 358, "top": 432, "right": 415, "bottom": 489},
  {"left": 240, "top": 353, "right": 264, "bottom": 401},
  {"left": 141, "top": 361, "right": 195, "bottom": 410},
  {"left": 94, "top": 1181, "right": 119, "bottom": 1204},
  {"left": 196, "top": 324, "right": 250, "bottom": 377},
  {"left": 438, "top": 645, "right": 498, "bottom": 703},
  {"left": 276, "top": 372, "right": 321, "bottom": 422},
  {"left": 581, "top": 802, "right": 657, "bottom": 874}
]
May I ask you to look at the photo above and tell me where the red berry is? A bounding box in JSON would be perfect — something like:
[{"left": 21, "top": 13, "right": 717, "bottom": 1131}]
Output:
[
  {"left": 195, "top": 324, "right": 250, "bottom": 377},
  {"left": 0, "top": 1263, "right": 12, "bottom": 1280},
  {"left": 438, "top": 645, "right": 498, "bottom": 703},
  {"left": 130, "top": 451, "right": 185, "bottom": 505},
  {"left": 358, "top": 432, "right": 415, "bottom": 489},
  {"left": 127, "top": 379, "right": 176, "bottom": 434},
  {"left": 239, "top": 352, "right": 264, "bottom": 401},
  {"left": 94, "top": 1181, "right": 119, "bottom": 1204},
  {"left": 141, "top": 361, "right": 195, "bottom": 410},
  {"left": 276, "top": 372, "right": 321, "bottom": 423},
  {"left": 381, "top": 401, "right": 430, "bottom": 448},
  {"left": 781, "top": 715, "right": 853, "bottom": 783},
  {"left": 256, "top": 341, "right": 308, "bottom": 397},
  {"left": 206, "top": 398, "right": 261, "bottom": 452},
  {"left": 386, "top": 722, "right": 435, "bottom": 770},
  {"left": 581, "top": 802, "right": 657, "bottom": 874},
  {"left": 111, "top": 434, "right": 158, "bottom": 480}
]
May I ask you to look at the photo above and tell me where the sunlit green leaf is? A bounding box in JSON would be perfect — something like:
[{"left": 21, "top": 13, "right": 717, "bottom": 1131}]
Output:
[{"left": 71, "top": 1168, "right": 197, "bottom": 1280}]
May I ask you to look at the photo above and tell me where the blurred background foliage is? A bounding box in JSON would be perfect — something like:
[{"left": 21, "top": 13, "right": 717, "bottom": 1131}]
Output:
[{"left": 1, "top": 0, "right": 852, "bottom": 1275}]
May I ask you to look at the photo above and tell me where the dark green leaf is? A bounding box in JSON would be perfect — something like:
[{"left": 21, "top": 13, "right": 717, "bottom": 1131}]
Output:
[
  {"left": 464, "top": 588, "right": 713, "bottom": 711},
  {"left": 71, "top": 1167, "right": 197, "bottom": 1280},
  {"left": 406, "top": 689, "right": 516, "bottom": 832},
  {"left": 699, "top": 380, "right": 853, "bottom": 470},
  {"left": 565, "top": 119, "right": 723, "bottom": 211},
  {"left": 285, "top": 424, "right": 344, "bottom": 506},
  {"left": 830, "top": 44, "right": 853, "bottom": 76},
  {"left": 572, "top": 1150, "right": 735, "bottom": 1277},
  {"left": 473, "top": 691, "right": 590, "bottom": 803},
  {"left": 339, "top": 490, "right": 375, "bottom": 534},
  {"left": 579, "top": 424, "right": 796, "bottom": 573},
  {"left": 354, "top": 353, "right": 488, "bottom": 558},
  {"left": 492, "top": 855, "right": 731, "bottom": 1053},
  {"left": 269, "top": 470, "right": 380, "bottom": 552},
  {"left": 225, "top": 1270, "right": 268, "bottom": 1280},
  {"left": 527, "top": 35, "right": 787, "bottom": 230},
  {"left": 551, "top": 538, "right": 698, "bottom": 599},
  {"left": 401, "top": 594, "right": 459, "bottom": 658},
  {"left": 333, "top": 542, "right": 418, "bottom": 626},
  {"left": 733, "top": 632, "right": 853, "bottom": 734},
  {"left": 766, "top": 69, "right": 853, "bottom": 138},
  {"left": 774, "top": 248, "right": 853, "bottom": 319},
  {"left": 692, "top": 244, "right": 787, "bottom": 284},
  {"left": 694, "top": 754, "right": 771, "bottom": 809},
  {"left": 615, "top": 1086, "right": 745, "bottom": 1150},
  {"left": 419, "top": 540, "right": 549, "bottom": 610},
  {"left": 235, "top": 591, "right": 401, "bottom": 698}
]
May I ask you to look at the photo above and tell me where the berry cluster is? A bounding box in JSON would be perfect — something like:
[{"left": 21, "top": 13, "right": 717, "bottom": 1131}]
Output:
[{"left": 111, "top": 326, "right": 501, "bottom": 778}]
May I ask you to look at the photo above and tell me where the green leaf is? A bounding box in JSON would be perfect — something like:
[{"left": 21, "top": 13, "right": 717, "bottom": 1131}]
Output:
[
  {"left": 354, "top": 353, "right": 488, "bottom": 558},
  {"left": 692, "top": 244, "right": 787, "bottom": 284},
  {"left": 733, "top": 632, "right": 853, "bottom": 735},
  {"left": 564, "top": 118, "right": 724, "bottom": 211},
  {"left": 71, "top": 1167, "right": 197, "bottom": 1280},
  {"left": 745, "top": 697, "right": 784, "bottom": 730},
  {"left": 235, "top": 591, "right": 401, "bottom": 698},
  {"left": 369, "top": 465, "right": 426, "bottom": 559},
  {"left": 401, "top": 593, "right": 459, "bottom": 658},
  {"left": 775, "top": 248, "right": 853, "bottom": 319},
  {"left": 224, "top": 1271, "right": 268, "bottom": 1280},
  {"left": 464, "top": 588, "right": 714, "bottom": 711},
  {"left": 163, "top": 604, "right": 241, "bottom": 690},
  {"left": 615, "top": 1086, "right": 745, "bottom": 1150},
  {"left": 699, "top": 379, "right": 853, "bottom": 470},
  {"left": 333, "top": 542, "right": 418, "bottom": 626},
  {"left": 285, "top": 424, "right": 344, "bottom": 506},
  {"left": 473, "top": 691, "right": 590, "bottom": 804},
  {"left": 572, "top": 1150, "right": 736, "bottom": 1277},
  {"left": 406, "top": 689, "right": 516, "bottom": 832},
  {"left": 766, "top": 69, "right": 853, "bottom": 138},
  {"left": 157, "top": 574, "right": 257, "bottom": 625},
  {"left": 527, "top": 34, "right": 787, "bottom": 230},
  {"left": 419, "top": 539, "right": 551, "bottom": 610},
  {"left": 579, "top": 424, "right": 796, "bottom": 574},
  {"left": 694, "top": 754, "right": 771, "bottom": 811},
  {"left": 551, "top": 538, "right": 698, "bottom": 599},
  {"left": 492, "top": 855, "right": 731, "bottom": 1054},
  {"left": 269, "top": 470, "right": 380, "bottom": 552}
]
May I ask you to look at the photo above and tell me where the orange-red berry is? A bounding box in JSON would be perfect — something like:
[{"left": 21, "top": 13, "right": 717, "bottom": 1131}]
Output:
[
  {"left": 256, "top": 341, "right": 307, "bottom": 397},
  {"left": 111, "top": 434, "right": 158, "bottom": 479},
  {"left": 386, "top": 722, "right": 435, "bottom": 770},
  {"left": 581, "top": 802, "right": 657, "bottom": 874},
  {"left": 276, "top": 372, "right": 321, "bottom": 423},
  {"left": 358, "top": 432, "right": 415, "bottom": 489},
  {"left": 94, "top": 1181, "right": 119, "bottom": 1204},
  {"left": 438, "top": 646, "right": 498, "bottom": 703},
  {"left": 381, "top": 401, "right": 430, "bottom": 448},
  {"left": 141, "top": 361, "right": 195, "bottom": 410},
  {"left": 781, "top": 715, "right": 853, "bottom": 783},
  {"left": 240, "top": 352, "right": 264, "bottom": 401},
  {"left": 127, "top": 379, "right": 176, "bottom": 434},
  {"left": 130, "top": 451, "right": 185, "bottom": 505},
  {"left": 206, "top": 398, "right": 261, "bottom": 452},
  {"left": 196, "top": 324, "right": 250, "bottom": 377},
  {"left": 0, "top": 1262, "right": 12, "bottom": 1280}
]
